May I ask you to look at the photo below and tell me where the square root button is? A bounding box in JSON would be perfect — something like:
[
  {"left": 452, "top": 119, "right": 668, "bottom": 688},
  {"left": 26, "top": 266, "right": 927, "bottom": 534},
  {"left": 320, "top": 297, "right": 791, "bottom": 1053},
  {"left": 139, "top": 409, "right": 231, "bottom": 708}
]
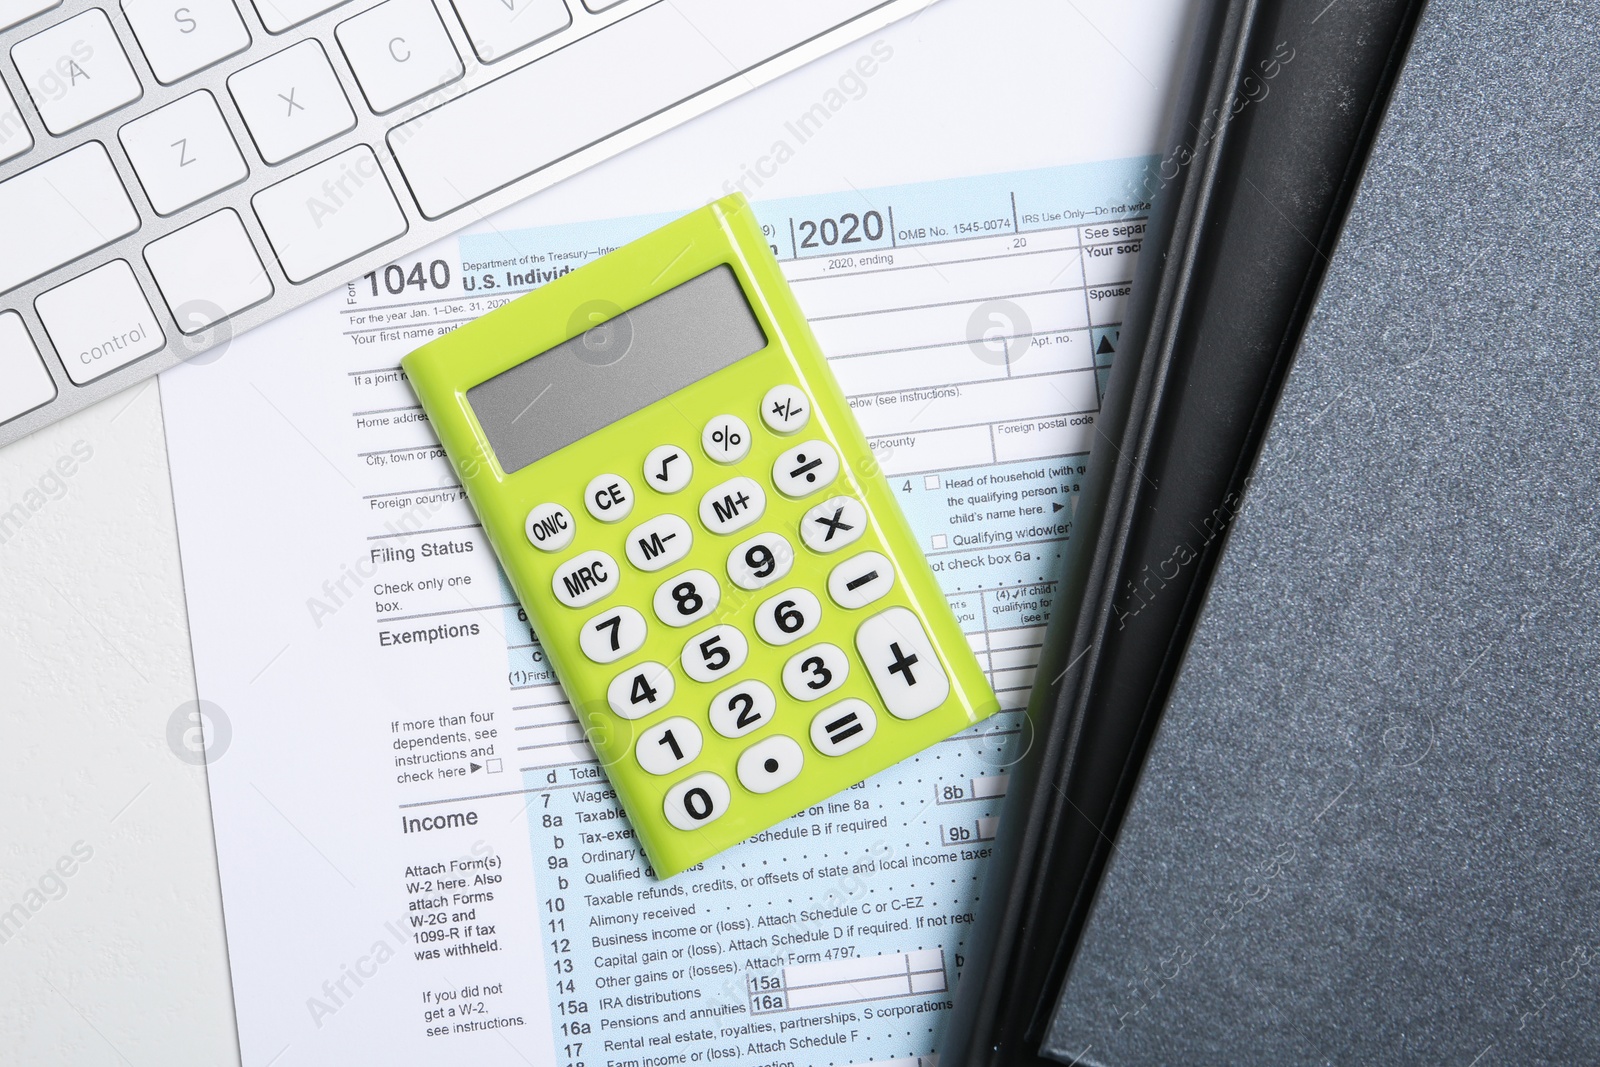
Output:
[{"left": 36, "top": 260, "right": 166, "bottom": 384}]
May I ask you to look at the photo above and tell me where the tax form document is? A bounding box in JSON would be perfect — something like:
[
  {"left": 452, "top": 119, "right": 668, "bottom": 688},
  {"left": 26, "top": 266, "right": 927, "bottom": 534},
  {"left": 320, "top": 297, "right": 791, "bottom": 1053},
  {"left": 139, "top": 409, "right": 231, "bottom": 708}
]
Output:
[{"left": 160, "top": 160, "right": 1148, "bottom": 1065}]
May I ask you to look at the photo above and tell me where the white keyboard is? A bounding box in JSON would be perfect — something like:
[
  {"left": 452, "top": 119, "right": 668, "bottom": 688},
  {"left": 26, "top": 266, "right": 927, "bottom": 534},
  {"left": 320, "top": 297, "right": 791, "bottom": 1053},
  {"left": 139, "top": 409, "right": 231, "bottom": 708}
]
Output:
[{"left": 0, "top": 0, "right": 933, "bottom": 444}]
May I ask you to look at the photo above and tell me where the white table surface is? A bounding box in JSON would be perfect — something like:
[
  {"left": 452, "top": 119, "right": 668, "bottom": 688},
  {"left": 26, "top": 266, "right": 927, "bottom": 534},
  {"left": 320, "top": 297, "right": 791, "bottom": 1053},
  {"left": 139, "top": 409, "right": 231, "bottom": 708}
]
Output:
[{"left": 0, "top": 2, "right": 1191, "bottom": 1060}]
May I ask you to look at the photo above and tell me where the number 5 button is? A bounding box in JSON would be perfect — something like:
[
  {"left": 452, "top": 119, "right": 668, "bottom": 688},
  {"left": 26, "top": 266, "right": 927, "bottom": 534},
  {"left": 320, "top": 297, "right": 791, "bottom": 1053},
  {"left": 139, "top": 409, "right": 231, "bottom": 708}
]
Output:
[{"left": 855, "top": 607, "right": 949, "bottom": 719}]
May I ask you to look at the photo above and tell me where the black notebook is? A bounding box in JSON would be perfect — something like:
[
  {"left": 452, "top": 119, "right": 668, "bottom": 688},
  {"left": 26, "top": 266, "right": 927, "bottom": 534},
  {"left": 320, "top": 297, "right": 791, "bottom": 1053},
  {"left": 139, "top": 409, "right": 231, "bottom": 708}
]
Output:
[{"left": 1041, "top": 0, "right": 1600, "bottom": 1062}]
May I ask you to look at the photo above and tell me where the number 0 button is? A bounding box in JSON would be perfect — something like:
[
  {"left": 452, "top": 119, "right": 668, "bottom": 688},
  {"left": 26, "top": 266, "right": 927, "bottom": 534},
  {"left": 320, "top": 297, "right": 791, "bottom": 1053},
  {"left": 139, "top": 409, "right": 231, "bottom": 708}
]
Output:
[
  {"left": 636, "top": 716, "right": 701, "bottom": 775},
  {"left": 664, "top": 772, "right": 730, "bottom": 830},
  {"left": 736, "top": 735, "right": 803, "bottom": 794}
]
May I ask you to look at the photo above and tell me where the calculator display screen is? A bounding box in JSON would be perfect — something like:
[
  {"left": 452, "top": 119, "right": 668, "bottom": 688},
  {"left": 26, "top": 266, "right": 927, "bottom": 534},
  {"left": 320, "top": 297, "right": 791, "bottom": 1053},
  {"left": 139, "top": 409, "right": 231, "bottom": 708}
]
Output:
[{"left": 468, "top": 265, "right": 768, "bottom": 474}]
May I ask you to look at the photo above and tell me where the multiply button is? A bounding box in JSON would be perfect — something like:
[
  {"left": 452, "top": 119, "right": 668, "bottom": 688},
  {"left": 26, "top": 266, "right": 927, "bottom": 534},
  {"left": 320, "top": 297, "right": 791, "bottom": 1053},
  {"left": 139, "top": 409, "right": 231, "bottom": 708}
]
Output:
[
  {"left": 800, "top": 496, "right": 867, "bottom": 553},
  {"left": 855, "top": 607, "right": 949, "bottom": 720},
  {"left": 736, "top": 735, "right": 803, "bottom": 794},
  {"left": 771, "top": 440, "right": 839, "bottom": 498},
  {"left": 525, "top": 502, "right": 575, "bottom": 551},
  {"left": 551, "top": 549, "right": 617, "bottom": 609},
  {"left": 643, "top": 444, "right": 692, "bottom": 493},
  {"left": 702, "top": 414, "right": 750, "bottom": 463},
  {"left": 625, "top": 513, "right": 692, "bottom": 572},
  {"left": 809, "top": 698, "right": 877, "bottom": 756},
  {"left": 663, "top": 772, "right": 729, "bottom": 830},
  {"left": 699, "top": 477, "right": 765, "bottom": 535},
  {"left": 761, "top": 383, "right": 810, "bottom": 434},
  {"left": 585, "top": 473, "right": 634, "bottom": 522}
]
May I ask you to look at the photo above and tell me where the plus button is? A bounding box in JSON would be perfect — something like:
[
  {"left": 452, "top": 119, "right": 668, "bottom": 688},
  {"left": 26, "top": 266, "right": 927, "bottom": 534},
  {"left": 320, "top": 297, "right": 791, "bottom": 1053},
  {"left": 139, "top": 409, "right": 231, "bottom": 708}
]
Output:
[{"left": 886, "top": 641, "right": 919, "bottom": 686}]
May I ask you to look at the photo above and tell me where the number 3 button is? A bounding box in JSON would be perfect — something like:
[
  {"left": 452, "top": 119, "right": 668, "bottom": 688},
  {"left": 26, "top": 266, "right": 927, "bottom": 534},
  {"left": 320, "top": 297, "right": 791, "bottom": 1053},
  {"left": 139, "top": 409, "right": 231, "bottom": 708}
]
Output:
[{"left": 781, "top": 642, "right": 848, "bottom": 701}]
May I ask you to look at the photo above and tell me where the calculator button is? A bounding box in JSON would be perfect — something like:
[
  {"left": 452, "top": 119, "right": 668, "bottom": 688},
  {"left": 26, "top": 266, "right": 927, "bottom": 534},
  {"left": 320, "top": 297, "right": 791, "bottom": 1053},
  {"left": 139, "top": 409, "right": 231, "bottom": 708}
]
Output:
[
  {"left": 699, "top": 477, "right": 766, "bottom": 535},
  {"left": 827, "top": 552, "right": 895, "bottom": 609},
  {"left": 663, "top": 772, "right": 730, "bottom": 830},
  {"left": 643, "top": 444, "right": 692, "bottom": 494},
  {"left": 653, "top": 570, "right": 720, "bottom": 628},
  {"left": 800, "top": 496, "right": 867, "bottom": 554},
  {"left": 682, "top": 624, "right": 747, "bottom": 684},
  {"left": 607, "top": 661, "right": 674, "bottom": 720},
  {"left": 771, "top": 440, "right": 840, "bottom": 499},
  {"left": 625, "top": 513, "right": 692, "bottom": 572},
  {"left": 708, "top": 680, "right": 776, "bottom": 739},
  {"left": 701, "top": 414, "right": 751, "bottom": 463},
  {"left": 781, "top": 643, "right": 849, "bottom": 702},
  {"left": 810, "top": 698, "right": 878, "bottom": 756},
  {"left": 525, "top": 502, "right": 576, "bottom": 551},
  {"left": 551, "top": 550, "right": 618, "bottom": 608},
  {"left": 736, "top": 735, "right": 804, "bottom": 794},
  {"left": 579, "top": 605, "right": 646, "bottom": 664},
  {"left": 855, "top": 607, "right": 950, "bottom": 720},
  {"left": 727, "top": 532, "right": 794, "bottom": 591},
  {"left": 584, "top": 473, "right": 634, "bottom": 522},
  {"left": 635, "top": 716, "right": 702, "bottom": 776},
  {"left": 754, "top": 588, "right": 822, "bottom": 647},
  {"left": 761, "top": 383, "right": 810, "bottom": 434}
]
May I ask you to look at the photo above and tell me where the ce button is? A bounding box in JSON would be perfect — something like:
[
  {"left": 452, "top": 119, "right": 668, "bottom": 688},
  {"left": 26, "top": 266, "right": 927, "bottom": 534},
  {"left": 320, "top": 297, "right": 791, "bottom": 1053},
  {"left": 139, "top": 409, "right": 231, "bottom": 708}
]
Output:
[{"left": 585, "top": 473, "right": 635, "bottom": 523}]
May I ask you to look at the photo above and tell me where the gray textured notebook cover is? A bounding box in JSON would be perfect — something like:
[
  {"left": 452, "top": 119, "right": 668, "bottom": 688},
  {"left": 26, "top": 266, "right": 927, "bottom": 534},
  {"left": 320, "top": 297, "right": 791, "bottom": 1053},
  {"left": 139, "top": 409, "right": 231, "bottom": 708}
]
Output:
[{"left": 1043, "top": 0, "right": 1600, "bottom": 1063}]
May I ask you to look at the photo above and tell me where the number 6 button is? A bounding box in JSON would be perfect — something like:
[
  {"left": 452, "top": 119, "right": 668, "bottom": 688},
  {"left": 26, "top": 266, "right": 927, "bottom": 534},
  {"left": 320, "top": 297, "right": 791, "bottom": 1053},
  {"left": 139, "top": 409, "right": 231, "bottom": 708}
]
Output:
[
  {"left": 664, "top": 772, "right": 730, "bottom": 830},
  {"left": 636, "top": 716, "right": 701, "bottom": 775},
  {"left": 754, "top": 588, "right": 821, "bottom": 646}
]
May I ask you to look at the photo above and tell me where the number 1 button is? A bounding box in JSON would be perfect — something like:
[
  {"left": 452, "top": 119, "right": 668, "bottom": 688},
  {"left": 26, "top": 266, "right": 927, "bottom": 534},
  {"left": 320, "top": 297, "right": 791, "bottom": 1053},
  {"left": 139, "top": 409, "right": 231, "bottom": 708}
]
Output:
[
  {"left": 636, "top": 716, "right": 701, "bottom": 775},
  {"left": 854, "top": 607, "right": 949, "bottom": 719}
]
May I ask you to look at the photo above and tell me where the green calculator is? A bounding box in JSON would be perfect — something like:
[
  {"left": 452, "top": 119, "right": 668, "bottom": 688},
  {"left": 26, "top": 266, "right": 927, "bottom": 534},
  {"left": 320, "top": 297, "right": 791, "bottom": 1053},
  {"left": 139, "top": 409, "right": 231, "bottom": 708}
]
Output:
[{"left": 403, "top": 194, "right": 998, "bottom": 877}]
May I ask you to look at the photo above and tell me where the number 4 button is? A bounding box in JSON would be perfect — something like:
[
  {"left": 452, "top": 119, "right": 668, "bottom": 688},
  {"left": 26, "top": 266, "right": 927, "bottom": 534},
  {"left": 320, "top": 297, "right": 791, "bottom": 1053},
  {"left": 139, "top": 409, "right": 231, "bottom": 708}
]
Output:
[{"left": 854, "top": 607, "right": 949, "bottom": 719}]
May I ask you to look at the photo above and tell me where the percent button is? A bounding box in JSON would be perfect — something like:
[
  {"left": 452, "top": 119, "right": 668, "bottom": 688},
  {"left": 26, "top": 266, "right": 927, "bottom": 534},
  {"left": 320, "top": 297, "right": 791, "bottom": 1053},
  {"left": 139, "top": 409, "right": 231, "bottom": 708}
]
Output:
[{"left": 702, "top": 414, "right": 751, "bottom": 464}]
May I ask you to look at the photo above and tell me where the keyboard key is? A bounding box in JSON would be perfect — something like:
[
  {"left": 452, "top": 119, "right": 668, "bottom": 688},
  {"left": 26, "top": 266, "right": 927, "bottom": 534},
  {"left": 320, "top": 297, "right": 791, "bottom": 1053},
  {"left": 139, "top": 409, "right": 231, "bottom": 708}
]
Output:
[
  {"left": 389, "top": 0, "right": 888, "bottom": 217},
  {"left": 0, "top": 144, "right": 139, "bottom": 295},
  {"left": 760, "top": 383, "right": 810, "bottom": 434},
  {"left": 827, "top": 551, "right": 894, "bottom": 609},
  {"left": 635, "top": 716, "right": 700, "bottom": 776},
  {"left": 854, "top": 607, "right": 949, "bottom": 720},
  {"left": 607, "top": 661, "right": 673, "bottom": 720},
  {"left": 754, "top": 588, "right": 821, "bottom": 646},
  {"left": 799, "top": 495, "right": 866, "bottom": 553},
  {"left": 642, "top": 443, "right": 691, "bottom": 493},
  {"left": 579, "top": 605, "right": 645, "bottom": 664},
  {"left": 580, "top": 0, "right": 625, "bottom": 10},
  {"left": 336, "top": 0, "right": 462, "bottom": 113},
  {"left": 698, "top": 476, "right": 764, "bottom": 535},
  {"left": 771, "top": 440, "right": 839, "bottom": 498},
  {"left": 524, "top": 501, "right": 575, "bottom": 551},
  {"left": 681, "top": 624, "right": 745, "bottom": 684},
  {"left": 123, "top": 0, "right": 251, "bottom": 83},
  {"left": 663, "top": 771, "right": 728, "bottom": 831},
  {"left": 624, "top": 513, "right": 691, "bottom": 572},
  {"left": 781, "top": 643, "right": 848, "bottom": 702},
  {"left": 251, "top": 145, "right": 407, "bottom": 282},
  {"left": 0, "top": 79, "right": 32, "bottom": 164},
  {"left": 707, "top": 679, "right": 774, "bottom": 739},
  {"left": 229, "top": 40, "right": 355, "bottom": 163},
  {"left": 549, "top": 548, "right": 616, "bottom": 608},
  {"left": 653, "top": 569, "right": 718, "bottom": 628},
  {"left": 36, "top": 260, "right": 165, "bottom": 385},
  {"left": 0, "top": 0, "right": 59, "bottom": 32},
  {"left": 12, "top": 10, "right": 143, "bottom": 134},
  {"left": 144, "top": 210, "right": 273, "bottom": 331},
  {"left": 809, "top": 698, "right": 877, "bottom": 757},
  {"left": 736, "top": 735, "right": 802, "bottom": 794},
  {"left": 726, "top": 531, "right": 793, "bottom": 591},
  {"left": 449, "top": 0, "right": 568, "bottom": 64},
  {"left": 250, "top": 0, "right": 344, "bottom": 33},
  {"left": 0, "top": 312, "right": 56, "bottom": 425},
  {"left": 120, "top": 91, "right": 248, "bottom": 215}
]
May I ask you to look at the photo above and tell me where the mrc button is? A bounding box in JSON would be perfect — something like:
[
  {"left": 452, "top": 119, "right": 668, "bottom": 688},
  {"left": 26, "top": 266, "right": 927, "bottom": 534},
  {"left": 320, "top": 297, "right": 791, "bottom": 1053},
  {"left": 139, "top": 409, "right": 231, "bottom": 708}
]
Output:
[
  {"left": 552, "top": 550, "right": 618, "bottom": 608},
  {"left": 525, "top": 502, "right": 575, "bottom": 551}
]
